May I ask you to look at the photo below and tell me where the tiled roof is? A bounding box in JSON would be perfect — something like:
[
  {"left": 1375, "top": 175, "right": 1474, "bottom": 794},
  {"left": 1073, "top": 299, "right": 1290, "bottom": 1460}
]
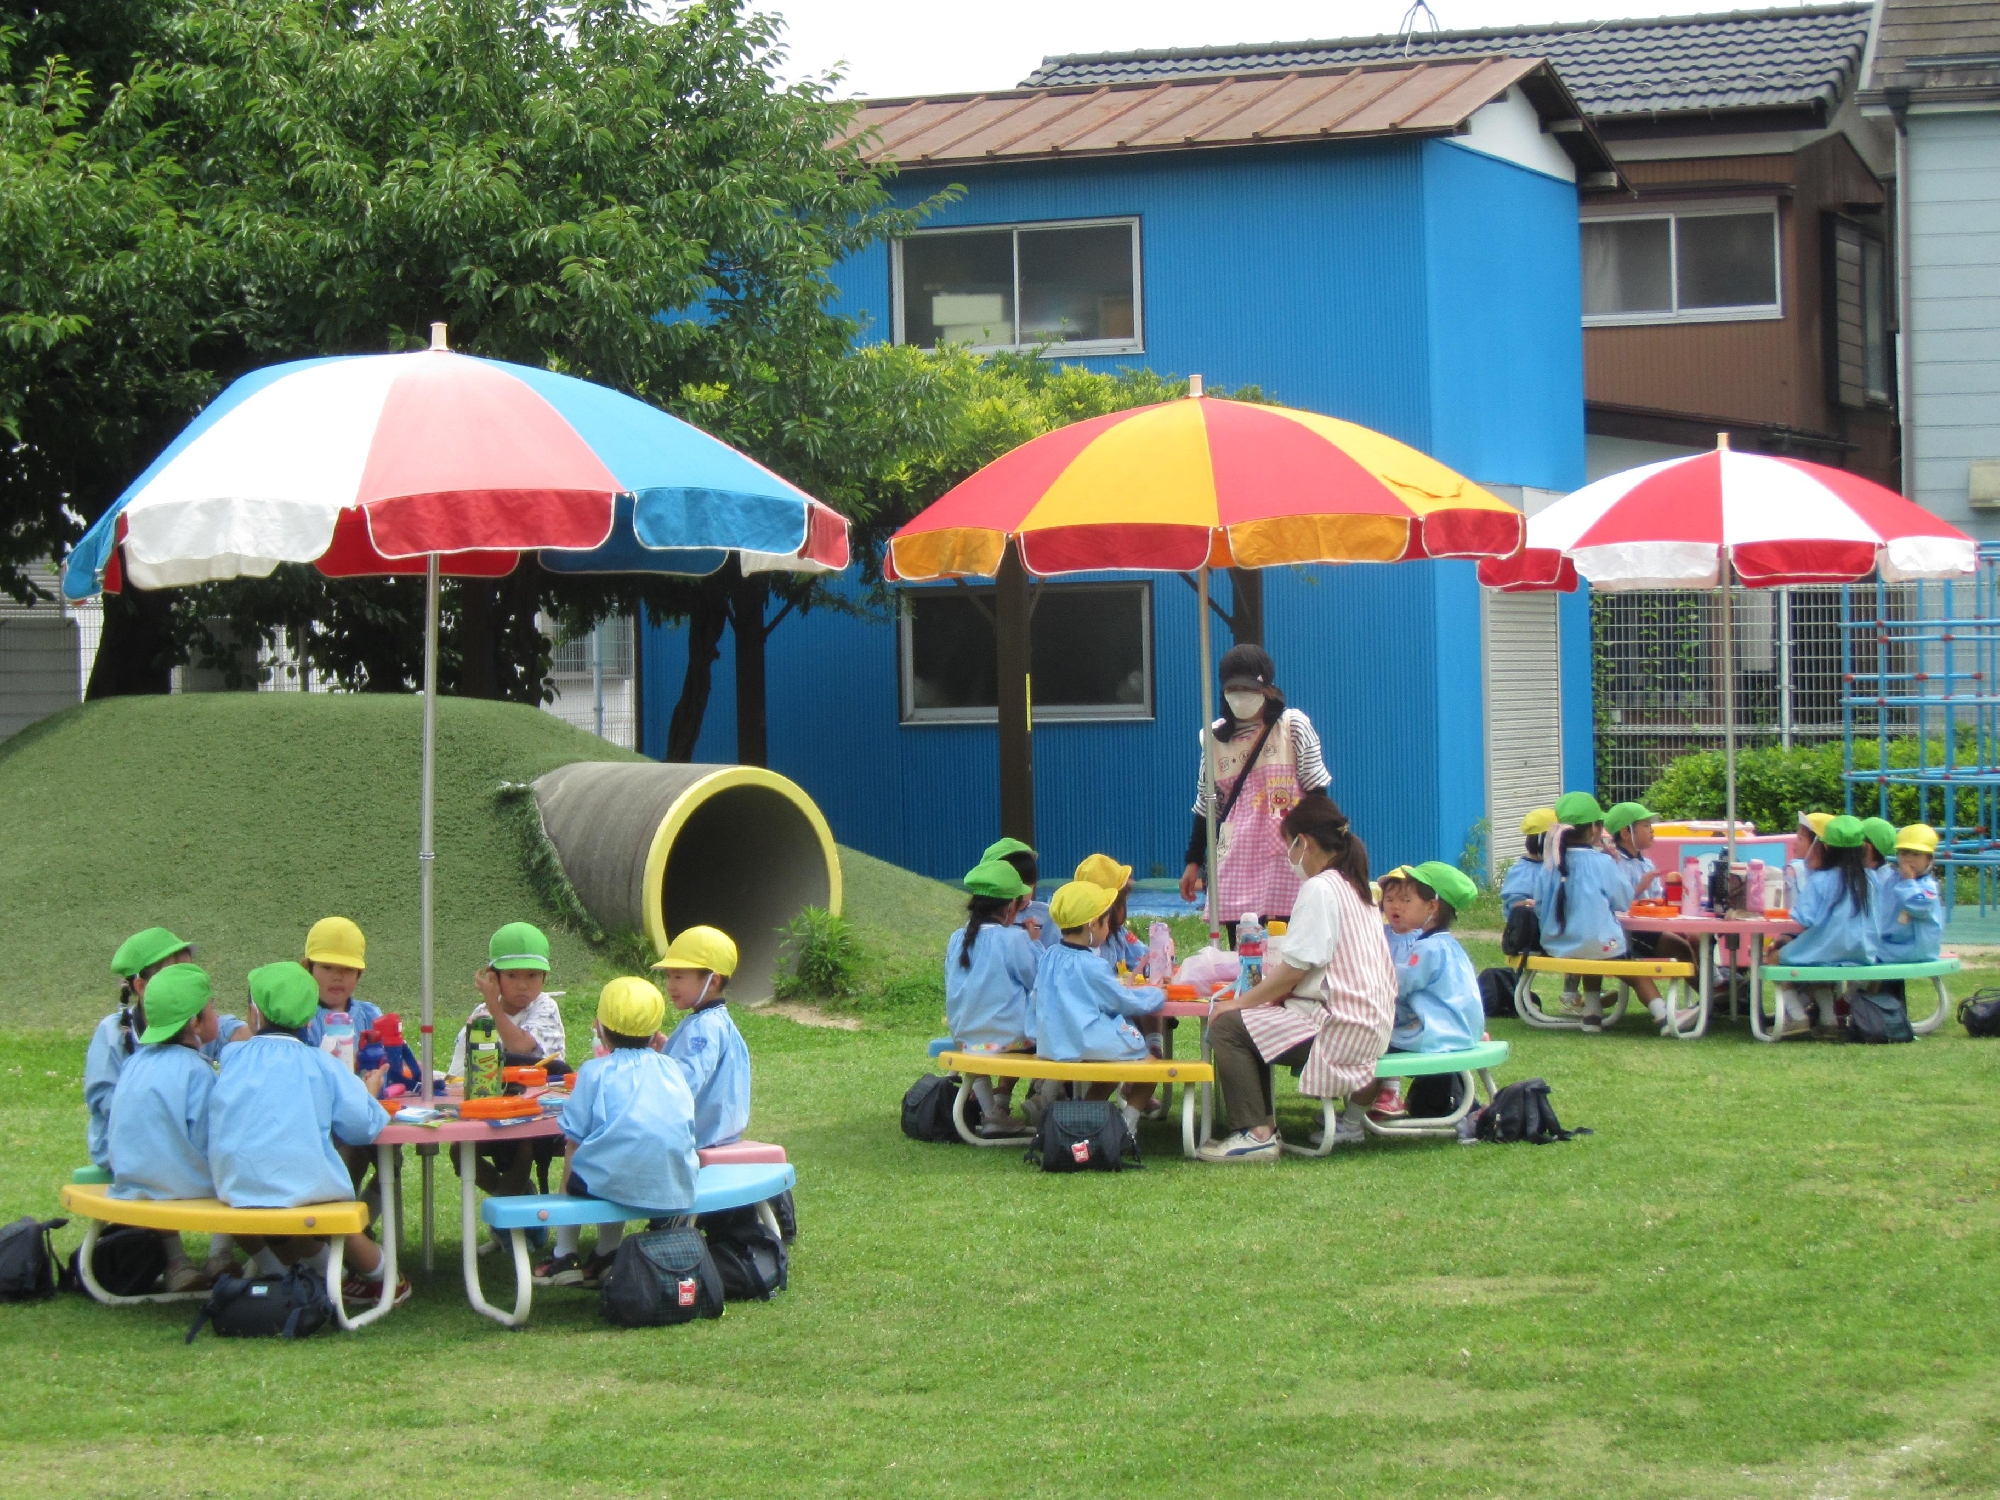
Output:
[
  {"left": 1864, "top": 0, "right": 2000, "bottom": 98},
  {"left": 1022, "top": 4, "right": 1874, "bottom": 119},
  {"left": 838, "top": 57, "right": 1618, "bottom": 177}
]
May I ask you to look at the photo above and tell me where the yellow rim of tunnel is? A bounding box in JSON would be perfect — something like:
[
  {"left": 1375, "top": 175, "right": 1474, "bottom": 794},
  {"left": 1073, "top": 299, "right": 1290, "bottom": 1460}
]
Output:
[{"left": 640, "top": 765, "right": 843, "bottom": 962}]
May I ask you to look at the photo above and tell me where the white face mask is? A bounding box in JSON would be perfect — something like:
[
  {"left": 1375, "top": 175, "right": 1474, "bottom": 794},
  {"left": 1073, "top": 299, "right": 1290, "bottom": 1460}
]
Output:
[
  {"left": 1225, "top": 690, "right": 1266, "bottom": 721},
  {"left": 1287, "top": 836, "right": 1310, "bottom": 880}
]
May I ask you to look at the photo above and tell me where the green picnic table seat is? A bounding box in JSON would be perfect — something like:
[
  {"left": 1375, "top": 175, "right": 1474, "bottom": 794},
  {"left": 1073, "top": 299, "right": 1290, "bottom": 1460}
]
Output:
[
  {"left": 1283, "top": 1039, "right": 1511, "bottom": 1156},
  {"left": 1761, "top": 956, "right": 1958, "bottom": 1036}
]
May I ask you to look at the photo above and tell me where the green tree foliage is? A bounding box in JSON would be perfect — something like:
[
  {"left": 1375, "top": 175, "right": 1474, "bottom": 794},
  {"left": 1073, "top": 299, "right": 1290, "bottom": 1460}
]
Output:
[{"left": 1643, "top": 734, "right": 1980, "bottom": 833}]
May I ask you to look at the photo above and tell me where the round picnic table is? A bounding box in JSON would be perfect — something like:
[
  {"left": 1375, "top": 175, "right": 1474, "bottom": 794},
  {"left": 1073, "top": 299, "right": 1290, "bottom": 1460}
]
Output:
[
  {"left": 1159, "top": 997, "right": 1224, "bottom": 1143},
  {"left": 1619, "top": 912, "right": 1800, "bottom": 1040}
]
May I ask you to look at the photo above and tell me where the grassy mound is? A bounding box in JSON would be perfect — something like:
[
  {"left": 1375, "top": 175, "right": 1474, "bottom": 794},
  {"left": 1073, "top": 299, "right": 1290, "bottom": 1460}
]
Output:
[{"left": 0, "top": 695, "right": 963, "bottom": 1032}]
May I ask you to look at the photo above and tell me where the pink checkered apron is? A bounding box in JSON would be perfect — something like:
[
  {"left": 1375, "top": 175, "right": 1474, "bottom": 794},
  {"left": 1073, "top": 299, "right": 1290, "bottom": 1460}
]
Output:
[
  {"left": 1210, "top": 719, "right": 1306, "bottom": 924},
  {"left": 1239, "top": 871, "right": 1396, "bottom": 1099}
]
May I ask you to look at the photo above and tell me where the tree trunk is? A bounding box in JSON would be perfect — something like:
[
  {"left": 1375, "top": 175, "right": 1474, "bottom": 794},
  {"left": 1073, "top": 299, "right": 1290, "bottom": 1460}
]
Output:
[
  {"left": 666, "top": 584, "right": 729, "bottom": 762},
  {"left": 995, "top": 548, "right": 1034, "bottom": 844},
  {"left": 1228, "top": 567, "right": 1264, "bottom": 648},
  {"left": 732, "top": 569, "right": 769, "bottom": 768},
  {"left": 456, "top": 580, "right": 499, "bottom": 700},
  {"left": 630, "top": 608, "right": 647, "bottom": 757},
  {"left": 85, "top": 588, "right": 176, "bottom": 698}
]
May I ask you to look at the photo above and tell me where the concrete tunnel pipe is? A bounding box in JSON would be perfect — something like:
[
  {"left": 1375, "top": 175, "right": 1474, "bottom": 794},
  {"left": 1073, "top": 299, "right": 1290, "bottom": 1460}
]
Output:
[{"left": 530, "top": 762, "right": 842, "bottom": 1003}]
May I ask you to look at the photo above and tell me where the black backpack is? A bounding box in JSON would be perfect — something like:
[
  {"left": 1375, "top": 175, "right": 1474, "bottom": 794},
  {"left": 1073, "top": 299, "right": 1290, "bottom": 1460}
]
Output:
[
  {"left": 599, "top": 1226, "right": 725, "bottom": 1327},
  {"left": 185, "top": 1267, "right": 335, "bottom": 1341},
  {"left": 767, "top": 1188, "right": 797, "bottom": 1243},
  {"left": 1501, "top": 904, "right": 1541, "bottom": 959},
  {"left": 701, "top": 1208, "right": 788, "bottom": 1301},
  {"left": 900, "top": 1073, "right": 963, "bottom": 1143},
  {"left": 1025, "top": 1099, "right": 1142, "bottom": 1172},
  {"left": 1846, "top": 988, "right": 1914, "bottom": 1044},
  {"left": 1473, "top": 1078, "right": 1589, "bottom": 1144},
  {"left": 0, "top": 1216, "right": 65, "bottom": 1302},
  {"left": 62, "top": 1226, "right": 168, "bottom": 1298},
  {"left": 1958, "top": 990, "right": 2000, "bottom": 1037},
  {"left": 1477, "top": 966, "right": 1520, "bottom": 1019}
]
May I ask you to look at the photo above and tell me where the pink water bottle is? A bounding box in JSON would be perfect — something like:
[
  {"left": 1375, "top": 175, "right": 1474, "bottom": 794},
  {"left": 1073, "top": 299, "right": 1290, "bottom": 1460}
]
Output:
[
  {"left": 1747, "top": 860, "right": 1767, "bottom": 914},
  {"left": 1681, "top": 857, "right": 1702, "bottom": 918}
]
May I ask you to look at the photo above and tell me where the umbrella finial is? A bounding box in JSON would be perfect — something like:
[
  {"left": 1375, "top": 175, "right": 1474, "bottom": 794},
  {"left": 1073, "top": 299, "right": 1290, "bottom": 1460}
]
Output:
[
  {"left": 1188, "top": 374, "right": 1204, "bottom": 398},
  {"left": 430, "top": 322, "right": 449, "bottom": 351},
  {"left": 1716, "top": 431, "right": 1730, "bottom": 451}
]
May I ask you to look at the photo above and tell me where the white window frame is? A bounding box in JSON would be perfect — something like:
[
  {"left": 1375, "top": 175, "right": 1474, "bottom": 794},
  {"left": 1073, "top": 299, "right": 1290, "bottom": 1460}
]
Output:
[
  {"left": 896, "top": 580, "right": 1155, "bottom": 724},
  {"left": 890, "top": 216, "right": 1144, "bottom": 357},
  {"left": 1580, "top": 198, "right": 1783, "bottom": 328}
]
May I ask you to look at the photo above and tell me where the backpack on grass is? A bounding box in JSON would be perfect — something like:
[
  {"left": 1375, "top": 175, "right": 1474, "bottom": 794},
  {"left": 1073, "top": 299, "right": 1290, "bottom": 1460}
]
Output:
[
  {"left": 62, "top": 1225, "right": 167, "bottom": 1298},
  {"left": 1957, "top": 989, "right": 2000, "bottom": 1038},
  {"left": 0, "top": 1216, "right": 65, "bottom": 1303},
  {"left": 1477, "top": 966, "right": 1519, "bottom": 1019},
  {"left": 1473, "top": 1079, "right": 1588, "bottom": 1145},
  {"left": 1845, "top": 988, "right": 1914, "bottom": 1044},
  {"left": 900, "top": 1073, "right": 962, "bottom": 1143},
  {"left": 1025, "top": 1099, "right": 1141, "bottom": 1172},
  {"left": 1501, "top": 904, "right": 1541, "bottom": 959},
  {"left": 701, "top": 1208, "right": 788, "bottom": 1301},
  {"left": 599, "top": 1226, "right": 724, "bottom": 1327},
  {"left": 185, "top": 1267, "right": 334, "bottom": 1341}
]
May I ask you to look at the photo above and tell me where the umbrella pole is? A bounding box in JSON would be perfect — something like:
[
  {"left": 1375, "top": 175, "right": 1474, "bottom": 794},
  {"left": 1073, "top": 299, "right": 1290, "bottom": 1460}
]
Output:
[
  {"left": 1722, "top": 556, "right": 1738, "bottom": 871},
  {"left": 419, "top": 552, "right": 439, "bottom": 1274},
  {"left": 1198, "top": 565, "right": 1221, "bottom": 947}
]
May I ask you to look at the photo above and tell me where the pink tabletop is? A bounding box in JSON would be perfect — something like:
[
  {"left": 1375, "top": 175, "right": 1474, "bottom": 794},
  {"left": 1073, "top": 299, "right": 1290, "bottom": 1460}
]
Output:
[
  {"left": 377, "top": 1112, "right": 563, "bottom": 1146},
  {"left": 1621, "top": 914, "right": 1800, "bottom": 937},
  {"left": 1158, "top": 1000, "right": 1218, "bottom": 1019}
]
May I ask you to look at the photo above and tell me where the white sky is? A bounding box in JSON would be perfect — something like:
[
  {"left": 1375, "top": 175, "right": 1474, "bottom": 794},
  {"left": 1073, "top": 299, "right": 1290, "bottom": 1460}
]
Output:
[{"left": 752, "top": 0, "right": 1762, "bottom": 98}]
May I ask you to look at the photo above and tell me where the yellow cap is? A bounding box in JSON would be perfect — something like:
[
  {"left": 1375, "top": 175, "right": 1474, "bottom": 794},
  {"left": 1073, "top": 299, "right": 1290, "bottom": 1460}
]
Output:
[
  {"left": 1378, "top": 865, "right": 1416, "bottom": 885},
  {"left": 304, "top": 916, "right": 367, "bottom": 971},
  {"left": 1049, "top": 880, "right": 1119, "bottom": 931},
  {"left": 1520, "top": 807, "right": 1558, "bottom": 837},
  {"left": 1073, "top": 853, "right": 1134, "bottom": 891},
  {"left": 1896, "top": 823, "right": 1939, "bottom": 854},
  {"left": 651, "top": 925, "right": 739, "bottom": 977},
  {"left": 1800, "top": 811, "right": 1834, "bottom": 838},
  {"left": 598, "top": 976, "right": 666, "bottom": 1038}
]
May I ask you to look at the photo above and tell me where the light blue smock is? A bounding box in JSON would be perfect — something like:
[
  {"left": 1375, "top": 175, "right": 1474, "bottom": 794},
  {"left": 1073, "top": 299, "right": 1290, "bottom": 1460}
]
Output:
[
  {"left": 1031, "top": 942, "right": 1162, "bottom": 1061},
  {"left": 663, "top": 1001, "right": 751, "bottom": 1148},
  {"left": 1530, "top": 849, "right": 1632, "bottom": 959},
  {"left": 1878, "top": 873, "right": 1943, "bottom": 961},
  {"left": 1391, "top": 931, "right": 1485, "bottom": 1053},
  {"left": 560, "top": 1048, "right": 699, "bottom": 1213},
  {"left": 1780, "top": 867, "right": 1882, "bottom": 966},
  {"left": 108, "top": 1044, "right": 216, "bottom": 1201},
  {"left": 304, "top": 997, "right": 382, "bottom": 1052},
  {"left": 1092, "top": 926, "right": 1148, "bottom": 975},
  {"left": 945, "top": 921, "right": 1038, "bottom": 1051},
  {"left": 1611, "top": 846, "right": 1662, "bottom": 903},
  {"left": 85, "top": 1006, "right": 246, "bottom": 1169},
  {"left": 1014, "top": 900, "right": 1059, "bottom": 949},
  {"left": 1499, "top": 857, "right": 1540, "bottom": 917},
  {"left": 1384, "top": 926, "right": 1421, "bottom": 966},
  {"left": 207, "top": 1033, "right": 388, "bottom": 1208}
]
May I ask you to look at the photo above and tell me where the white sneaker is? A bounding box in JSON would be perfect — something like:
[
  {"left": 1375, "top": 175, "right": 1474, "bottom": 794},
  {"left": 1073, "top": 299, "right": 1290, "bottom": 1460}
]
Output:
[
  {"left": 1306, "top": 1112, "right": 1367, "bottom": 1150},
  {"left": 1119, "top": 1103, "right": 1141, "bottom": 1137},
  {"left": 1195, "top": 1129, "right": 1280, "bottom": 1163}
]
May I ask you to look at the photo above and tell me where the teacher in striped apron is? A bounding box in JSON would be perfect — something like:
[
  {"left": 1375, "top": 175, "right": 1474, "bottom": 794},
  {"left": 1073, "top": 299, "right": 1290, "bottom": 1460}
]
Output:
[
  {"left": 1195, "top": 793, "right": 1396, "bottom": 1164},
  {"left": 1179, "top": 644, "right": 1332, "bottom": 942}
]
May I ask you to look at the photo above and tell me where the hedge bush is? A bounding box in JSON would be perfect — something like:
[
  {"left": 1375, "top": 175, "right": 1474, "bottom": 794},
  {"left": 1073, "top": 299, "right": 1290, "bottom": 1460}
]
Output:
[{"left": 1642, "top": 735, "right": 1977, "bottom": 834}]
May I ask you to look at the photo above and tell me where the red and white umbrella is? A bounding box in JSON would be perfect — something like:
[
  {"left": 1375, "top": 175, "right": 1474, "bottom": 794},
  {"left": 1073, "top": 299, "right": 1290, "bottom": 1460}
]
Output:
[
  {"left": 1478, "top": 438, "right": 1975, "bottom": 858},
  {"left": 1480, "top": 442, "right": 1975, "bottom": 593}
]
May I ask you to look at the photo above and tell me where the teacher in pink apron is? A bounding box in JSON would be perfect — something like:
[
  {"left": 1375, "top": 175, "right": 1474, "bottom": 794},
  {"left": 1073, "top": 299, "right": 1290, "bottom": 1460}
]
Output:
[{"left": 1179, "top": 644, "right": 1332, "bottom": 940}]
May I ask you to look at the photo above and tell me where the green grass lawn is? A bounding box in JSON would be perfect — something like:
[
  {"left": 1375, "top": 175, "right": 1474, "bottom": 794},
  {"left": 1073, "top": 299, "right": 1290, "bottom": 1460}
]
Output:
[{"left": 7, "top": 697, "right": 2000, "bottom": 1496}]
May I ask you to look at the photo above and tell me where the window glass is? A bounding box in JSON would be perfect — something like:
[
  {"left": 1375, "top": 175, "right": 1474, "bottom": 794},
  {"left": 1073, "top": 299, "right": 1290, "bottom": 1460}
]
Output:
[
  {"left": 1862, "top": 236, "right": 1889, "bottom": 400},
  {"left": 1017, "top": 225, "right": 1135, "bottom": 345},
  {"left": 1582, "top": 219, "right": 1671, "bottom": 316},
  {"left": 1675, "top": 213, "right": 1777, "bottom": 309},
  {"left": 899, "top": 231, "right": 1014, "bottom": 350},
  {"left": 901, "top": 583, "right": 1151, "bottom": 721}
]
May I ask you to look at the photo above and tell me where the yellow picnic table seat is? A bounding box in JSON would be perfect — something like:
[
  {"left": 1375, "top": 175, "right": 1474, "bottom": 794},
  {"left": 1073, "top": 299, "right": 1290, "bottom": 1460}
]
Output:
[
  {"left": 1515, "top": 955, "right": 1697, "bottom": 1035},
  {"left": 933, "top": 1051, "right": 1212, "bottom": 1158}
]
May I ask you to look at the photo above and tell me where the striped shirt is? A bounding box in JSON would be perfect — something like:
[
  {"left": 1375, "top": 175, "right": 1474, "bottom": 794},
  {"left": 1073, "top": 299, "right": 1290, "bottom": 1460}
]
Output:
[
  {"left": 1192, "top": 709, "right": 1329, "bottom": 815},
  {"left": 1239, "top": 869, "right": 1396, "bottom": 1098}
]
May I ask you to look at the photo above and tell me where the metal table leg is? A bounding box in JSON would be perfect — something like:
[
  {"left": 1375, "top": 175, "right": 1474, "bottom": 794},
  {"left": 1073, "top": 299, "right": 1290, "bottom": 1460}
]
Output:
[
  {"left": 459, "top": 1140, "right": 531, "bottom": 1327},
  {"left": 338, "top": 1143, "right": 400, "bottom": 1330}
]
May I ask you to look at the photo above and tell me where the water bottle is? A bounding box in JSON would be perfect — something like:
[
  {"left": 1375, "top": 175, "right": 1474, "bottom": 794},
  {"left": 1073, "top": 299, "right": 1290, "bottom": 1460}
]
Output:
[
  {"left": 356, "top": 1026, "right": 385, "bottom": 1075},
  {"left": 464, "top": 1013, "right": 503, "bottom": 1099},
  {"left": 1145, "top": 921, "right": 1175, "bottom": 985},
  {"left": 1235, "top": 913, "right": 1265, "bottom": 995},
  {"left": 1747, "top": 860, "right": 1767, "bottom": 914},
  {"left": 319, "top": 1010, "right": 355, "bottom": 1070},
  {"left": 1783, "top": 862, "right": 1800, "bottom": 913},
  {"left": 1681, "top": 857, "right": 1702, "bottom": 918}
]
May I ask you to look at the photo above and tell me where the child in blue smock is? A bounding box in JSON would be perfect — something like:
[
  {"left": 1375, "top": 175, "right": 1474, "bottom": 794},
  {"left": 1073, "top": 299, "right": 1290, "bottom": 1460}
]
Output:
[
  {"left": 1771, "top": 814, "right": 1881, "bottom": 1036},
  {"left": 299, "top": 916, "right": 382, "bottom": 1052},
  {"left": 1375, "top": 862, "right": 1486, "bottom": 1119},
  {"left": 1534, "top": 792, "right": 1694, "bottom": 1035},
  {"left": 1033, "top": 880, "right": 1165, "bottom": 1127},
  {"left": 208, "top": 963, "right": 404, "bottom": 1309},
  {"left": 535, "top": 977, "right": 699, "bottom": 1288},
  {"left": 986, "top": 837, "right": 1057, "bottom": 949},
  {"left": 1500, "top": 808, "right": 1556, "bottom": 918},
  {"left": 1075, "top": 853, "right": 1148, "bottom": 972},
  {"left": 1879, "top": 824, "right": 1944, "bottom": 962},
  {"left": 654, "top": 925, "right": 752, "bottom": 1149},
  {"left": 946, "top": 858, "right": 1041, "bottom": 1136}
]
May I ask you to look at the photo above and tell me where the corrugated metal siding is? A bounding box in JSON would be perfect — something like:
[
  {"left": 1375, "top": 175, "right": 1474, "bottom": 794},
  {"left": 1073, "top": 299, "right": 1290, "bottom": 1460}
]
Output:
[
  {"left": 1907, "top": 112, "right": 2000, "bottom": 538},
  {"left": 0, "top": 616, "right": 81, "bottom": 740},
  {"left": 1482, "top": 589, "right": 1564, "bottom": 877}
]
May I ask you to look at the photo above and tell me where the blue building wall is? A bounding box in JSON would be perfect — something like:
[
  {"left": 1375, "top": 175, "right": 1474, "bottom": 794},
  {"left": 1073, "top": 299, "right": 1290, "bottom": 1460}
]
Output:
[{"left": 644, "top": 136, "right": 1589, "bottom": 880}]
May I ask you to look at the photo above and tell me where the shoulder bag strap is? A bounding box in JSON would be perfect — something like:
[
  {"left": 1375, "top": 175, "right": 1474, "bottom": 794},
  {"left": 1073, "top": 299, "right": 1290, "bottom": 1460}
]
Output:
[{"left": 1214, "top": 717, "right": 1278, "bottom": 829}]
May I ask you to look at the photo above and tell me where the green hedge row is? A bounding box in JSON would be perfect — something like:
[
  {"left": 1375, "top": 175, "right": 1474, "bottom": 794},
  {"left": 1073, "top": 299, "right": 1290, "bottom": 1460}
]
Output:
[{"left": 1642, "top": 735, "right": 1980, "bottom": 834}]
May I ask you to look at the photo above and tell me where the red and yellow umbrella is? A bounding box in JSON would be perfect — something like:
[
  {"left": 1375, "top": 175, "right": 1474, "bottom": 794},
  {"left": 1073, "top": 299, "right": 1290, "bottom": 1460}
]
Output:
[{"left": 886, "top": 392, "right": 1522, "bottom": 580}]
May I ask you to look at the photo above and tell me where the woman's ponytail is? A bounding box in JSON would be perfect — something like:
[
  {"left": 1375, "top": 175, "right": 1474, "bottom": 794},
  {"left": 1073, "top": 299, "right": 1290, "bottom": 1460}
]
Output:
[{"left": 1280, "top": 793, "right": 1372, "bottom": 904}]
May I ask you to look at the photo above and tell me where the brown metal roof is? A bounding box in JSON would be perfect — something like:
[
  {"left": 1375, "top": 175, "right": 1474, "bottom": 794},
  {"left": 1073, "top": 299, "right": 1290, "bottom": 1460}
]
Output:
[
  {"left": 839, "top": 57, "right": 1618, "bottom": 180},
  {"left": 1864, "top": 0, "right": 2000, "bottom": 100}
]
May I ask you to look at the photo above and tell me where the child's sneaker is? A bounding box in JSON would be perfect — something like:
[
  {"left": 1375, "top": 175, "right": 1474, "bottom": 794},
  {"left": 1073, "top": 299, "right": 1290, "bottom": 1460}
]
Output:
[
  {"left": 1195, "top": 1129, "right": 1280, "bottom": 1163},
  {"left": 1307, "top": 1111, "right": 1367, "bottom": 1150},
  {"left": 163, "top": 1262, "right": 211, "bottom": 1295},
  {"left": 341, "top": 1274, "right": 412, "bottom": 1310},
  {"left": 976, "top": 1112, "right": 1031, "bottom": 1139},
  {"left": 580, "top": 1251, "right": 618, "bottom": 1288},
  {"left": 532, "top": 1252, "right": 586, "bottom": 1287},
  {"left": 1578, "top": 995, "right": 1607, "bottom": 1033},
  {"left": 1367, "top": 1090, "right": 1409, "bottom": 1122},
  {"left": 1557, "top": 988, "right": 1585, "bottom": 1016}
]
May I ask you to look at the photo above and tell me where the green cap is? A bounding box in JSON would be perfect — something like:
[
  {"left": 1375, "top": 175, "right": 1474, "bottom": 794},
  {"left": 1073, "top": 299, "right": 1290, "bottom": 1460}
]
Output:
[
  {"left": 1604, "top": 801, "right": 1656, "bottom": 836},
  {"left": 1859, "top": 816, "right": 1898, "bottom": 857},
  {"left": 137, "top": 964, "right": 213, "bottom": 1044},
  {"left": 112, "top": 927, "right": 193, "bottom": 979},
  {"left": 1410, "top": 861, "right": 1479, "bottom": 913},
  {"left": 1554, "top": 791, "right": 1608, "bottom": 826},
  {"left": 488, "top": 921, "right": 552, "bottom": 972},
  {"left": 249, "top": 961, "right": 321, "bottom": 1029},
  {"left": 963, "top": 859, "right": 1029, "bottom": 900},
  {"left": 1821, "top": 814, "right": 1868, "bottom": 850},
  {"left": 981, "top": 837, "right": 1036, "bottom": 863}
]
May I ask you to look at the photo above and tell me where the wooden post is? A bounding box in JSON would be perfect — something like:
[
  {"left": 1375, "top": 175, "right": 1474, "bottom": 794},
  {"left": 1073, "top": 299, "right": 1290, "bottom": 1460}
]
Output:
[
  {"left": 1227, "top": 567, "right": 1263, "bottom": 647},
  {"left": 732, "top": 568, "right": 770, "bottom": 768},
  {"left": 996, "top": 546, "right": 1035, "bottom": 844}
]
